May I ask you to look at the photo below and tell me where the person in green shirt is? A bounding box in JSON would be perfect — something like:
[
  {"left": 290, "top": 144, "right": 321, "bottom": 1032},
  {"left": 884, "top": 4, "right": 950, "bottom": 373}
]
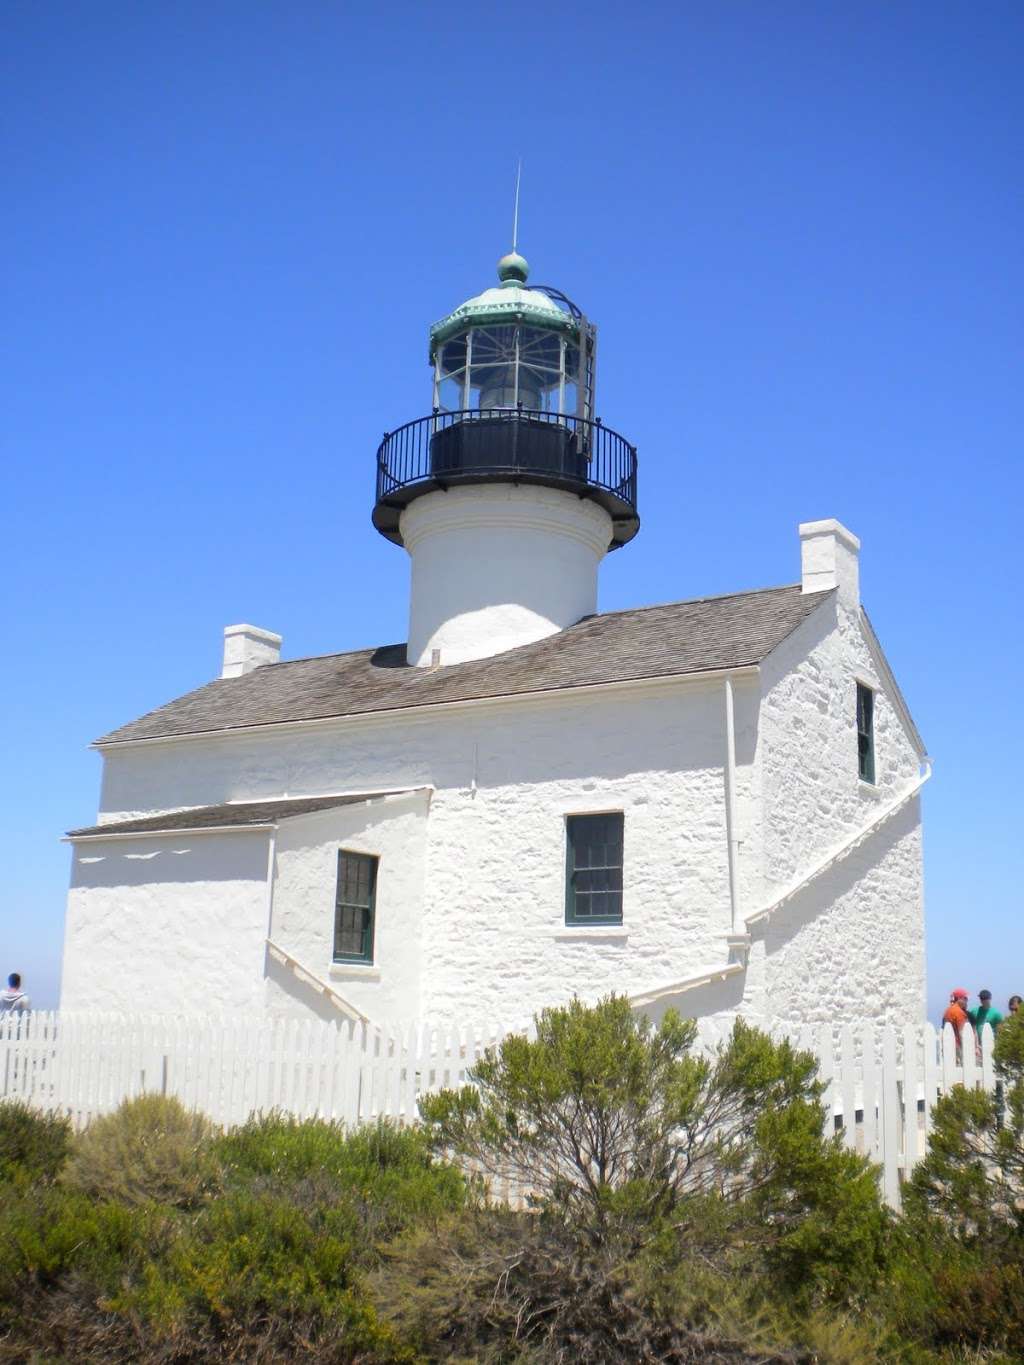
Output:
[{"left": 968, "top": 989, "right": 1004, "bottom": 1034}]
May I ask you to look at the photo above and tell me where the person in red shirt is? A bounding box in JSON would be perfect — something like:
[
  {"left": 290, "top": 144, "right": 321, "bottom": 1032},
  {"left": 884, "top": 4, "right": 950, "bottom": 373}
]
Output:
[{"left": 942, "top": 988, "right": 970, "bottom": 1061}]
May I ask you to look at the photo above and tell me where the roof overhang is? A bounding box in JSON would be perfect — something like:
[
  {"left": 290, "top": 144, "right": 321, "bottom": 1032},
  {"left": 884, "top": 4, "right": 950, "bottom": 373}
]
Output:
[
  {"left": 65, "top": 787, "right": 430, "bottom": 842},
  {"left": 89, "top": 665, "right": 762, "bottom": 752}
]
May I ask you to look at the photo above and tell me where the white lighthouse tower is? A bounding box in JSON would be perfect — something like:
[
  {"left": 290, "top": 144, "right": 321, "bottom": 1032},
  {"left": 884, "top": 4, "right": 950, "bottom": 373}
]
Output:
[{"left": 372, "top": 252, "right": 639, "bottom": 666}]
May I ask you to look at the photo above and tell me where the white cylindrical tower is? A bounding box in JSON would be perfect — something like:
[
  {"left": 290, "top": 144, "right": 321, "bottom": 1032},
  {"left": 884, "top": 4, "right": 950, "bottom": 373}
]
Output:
[{"left": 371, "top": 252, "right": 639, "bottom": 667}]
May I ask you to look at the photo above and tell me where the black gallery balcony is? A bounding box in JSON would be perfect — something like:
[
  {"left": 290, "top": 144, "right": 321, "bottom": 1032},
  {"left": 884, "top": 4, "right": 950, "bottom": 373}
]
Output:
[{"left": 372, "top": 408, "right": 640, "bottom": 550}]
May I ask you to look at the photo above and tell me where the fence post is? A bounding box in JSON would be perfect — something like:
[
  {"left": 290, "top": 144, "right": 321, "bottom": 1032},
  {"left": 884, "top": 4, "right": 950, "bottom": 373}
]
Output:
[{"left": 880, "top": 1027, "right": 900, "bottom": 1207}]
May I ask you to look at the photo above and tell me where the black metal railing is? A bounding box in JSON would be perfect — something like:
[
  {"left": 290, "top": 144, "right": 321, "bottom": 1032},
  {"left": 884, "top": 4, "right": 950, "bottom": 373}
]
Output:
[{"left": 373, "top": 408, "right": 639, "bottom": 548}]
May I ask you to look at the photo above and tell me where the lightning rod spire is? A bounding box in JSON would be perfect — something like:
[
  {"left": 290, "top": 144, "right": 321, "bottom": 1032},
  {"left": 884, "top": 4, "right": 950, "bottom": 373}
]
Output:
[{"left": 512, "top": 157, "right": 522, "bottom": 253}]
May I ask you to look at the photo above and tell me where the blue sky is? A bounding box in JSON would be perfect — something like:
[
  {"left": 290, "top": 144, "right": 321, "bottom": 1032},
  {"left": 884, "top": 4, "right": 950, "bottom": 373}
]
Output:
[{"left": 3, "top": 2, "right": 1021, "bottom": 1019}]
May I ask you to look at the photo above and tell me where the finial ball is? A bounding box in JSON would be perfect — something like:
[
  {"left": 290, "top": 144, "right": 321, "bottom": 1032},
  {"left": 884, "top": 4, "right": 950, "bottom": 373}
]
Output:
[{"left": 497, "top": 251, "right": 529, "bottom": 285}]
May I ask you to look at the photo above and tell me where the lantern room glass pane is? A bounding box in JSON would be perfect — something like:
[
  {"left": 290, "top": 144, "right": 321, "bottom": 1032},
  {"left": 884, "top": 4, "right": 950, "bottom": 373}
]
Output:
[
  {"left": 518, "top": 329, "right": 561, "bottom": 373},
  {"left": 438, "top": 371, "right": 464, "bottom": 412},
  {"left": 518, "top": 362, "right": 558, "bottom": 412},
  {"left": 472, "top": 325, "right": 518, "bottom": 409},
  {"left": 440, "top": 334, "right": 467, "bottom": 376}
]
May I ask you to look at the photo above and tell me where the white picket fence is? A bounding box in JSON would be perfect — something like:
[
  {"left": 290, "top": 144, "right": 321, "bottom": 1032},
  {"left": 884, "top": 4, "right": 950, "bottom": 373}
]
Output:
[
  {"left": 786, "top": 1019, "right": 997, "bottom": 1206},
  {"left": 0, "top": 1012, "right": 997, "bottom": 1207}
]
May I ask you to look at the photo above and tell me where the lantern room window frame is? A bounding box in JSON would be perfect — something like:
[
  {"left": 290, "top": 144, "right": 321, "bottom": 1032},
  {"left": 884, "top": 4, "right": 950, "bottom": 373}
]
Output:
[{"left": 433, "top": 323, "right": 591, "bottom": 423}]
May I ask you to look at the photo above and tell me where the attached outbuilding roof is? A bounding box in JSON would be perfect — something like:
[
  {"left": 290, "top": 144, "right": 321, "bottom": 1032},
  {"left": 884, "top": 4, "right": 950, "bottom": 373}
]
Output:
[
  {"left": 67, "top": 791, "right": 410, "bottom": 839},
  {"left": 96, "top": 583, "right": 833, "bottom": 746}
]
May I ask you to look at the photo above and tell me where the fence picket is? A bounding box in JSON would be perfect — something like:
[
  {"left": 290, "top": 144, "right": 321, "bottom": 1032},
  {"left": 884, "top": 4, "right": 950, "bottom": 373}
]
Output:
[
  {"left": 922, "top": 1022, "right": 939, "bottom": 1142},
  {"left": 980, "top": 1023, "right": 995, "bottom": 1092},
  {"left": 903, "top": 1022, "right": 919, "bottom": 1171},
  {"left": 880, "top": 1027, "right": 900, "bottom": 1207},
  {"left": 839, "top": 1024, "right": 856, "bottom": 1150},
  {"left": 940, "top": 1021, "right": 959, "bottom": 1092},
  {"left": 861, "top": 1022, "right": 877, "bottom": 1162},
  {"left": 963, "top": 1023, "right": 979, "bottom": 1090}
]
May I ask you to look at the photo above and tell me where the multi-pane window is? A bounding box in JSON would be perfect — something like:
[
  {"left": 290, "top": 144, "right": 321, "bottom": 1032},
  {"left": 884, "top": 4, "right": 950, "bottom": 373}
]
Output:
[
  {"left": 333, "top": 851, "right": 378, "bottom": 963},
  {"left": 857, "top": 683, "right": 876, "bottom": 785},
  {"left": 565, "top": 813, "right": 624, "bottom": 925}
]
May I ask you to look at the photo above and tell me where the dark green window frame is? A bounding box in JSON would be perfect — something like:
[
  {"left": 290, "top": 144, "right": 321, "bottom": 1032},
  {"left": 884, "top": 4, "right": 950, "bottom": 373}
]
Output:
[
  {"left": 565, "top": 812, "right": 624, "bottom": 925},
  {"left": 857, "top": 682, "right": 876, "bottom": 785},
  {"left": 333, "top": 850, "right": 378, "bottom": 963}
]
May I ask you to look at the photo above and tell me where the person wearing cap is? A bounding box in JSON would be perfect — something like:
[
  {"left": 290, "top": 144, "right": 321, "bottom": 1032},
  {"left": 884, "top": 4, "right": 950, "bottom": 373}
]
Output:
[
  {"left": 942, "top": 988, "right": 970, "bottom": 1060},
  {"left": 968, "top": 989, "right": 1004, "bottom": 1035}
]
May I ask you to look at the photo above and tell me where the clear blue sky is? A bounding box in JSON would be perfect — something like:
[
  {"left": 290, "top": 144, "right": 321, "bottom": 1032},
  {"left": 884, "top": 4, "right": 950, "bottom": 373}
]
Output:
[{"left": 3, "top": 2, "right": 1021, "bottom": 1020}]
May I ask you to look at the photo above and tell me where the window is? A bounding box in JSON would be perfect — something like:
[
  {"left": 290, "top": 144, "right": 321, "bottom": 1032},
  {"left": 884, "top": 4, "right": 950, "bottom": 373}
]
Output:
[
  {"left": 857, "top": 683, "right": 875, "bottom": 784},
  {"left": 565, "top": 813, "right": 624, "bottom": 925},
  {"left": 333, "top": 851, "right": 378, "bottom": 963}
]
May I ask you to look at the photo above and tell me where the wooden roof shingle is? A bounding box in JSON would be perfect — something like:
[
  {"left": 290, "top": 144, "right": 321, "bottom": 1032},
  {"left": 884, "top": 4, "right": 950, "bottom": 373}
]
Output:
[{"left": 97, "top": 584, "right": 832, "bottom": 745}]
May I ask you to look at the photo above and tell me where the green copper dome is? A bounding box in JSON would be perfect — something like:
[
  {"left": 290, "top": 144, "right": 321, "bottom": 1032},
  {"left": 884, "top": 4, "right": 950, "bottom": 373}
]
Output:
[{"left": 429, "top": 254, "right": 576, "bottom": 360}]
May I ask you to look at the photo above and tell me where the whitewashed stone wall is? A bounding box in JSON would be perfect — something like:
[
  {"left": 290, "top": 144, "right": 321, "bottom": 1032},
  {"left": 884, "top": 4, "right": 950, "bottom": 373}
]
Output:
[
  {"left": 84, "top": 678, "right": 756, "bottom": 1026},
  {"left": 755, "top": 596, "right": 926, "bottom": 1030},
  {"left": 65, "top": 592, "right": 925, "bottom": 1032},
  {"left": 62, "top": 831, "right": 269, "bottom": 1013},
  {"left": 268, "top": 791, "right": 429, "bottom": 1023}
]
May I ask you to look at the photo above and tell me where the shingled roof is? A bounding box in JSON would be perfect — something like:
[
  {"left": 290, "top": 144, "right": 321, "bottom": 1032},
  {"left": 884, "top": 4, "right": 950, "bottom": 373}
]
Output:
[
  {"left": 68, "top": 791, "right": 409, "bottom": 839},
  {"left": 97, "top": 583, "right": 833, "bottom": 745}
]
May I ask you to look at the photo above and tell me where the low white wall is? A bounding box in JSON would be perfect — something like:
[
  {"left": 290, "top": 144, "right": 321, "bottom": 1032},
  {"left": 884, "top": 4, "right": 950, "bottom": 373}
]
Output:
[{"left": 61, "top": 831, "right": 270, "bottom": 1013}]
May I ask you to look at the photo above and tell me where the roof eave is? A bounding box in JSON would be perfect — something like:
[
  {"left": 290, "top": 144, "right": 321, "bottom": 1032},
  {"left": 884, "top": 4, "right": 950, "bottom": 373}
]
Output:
[
  {"left": 65, "top": 823, "right": 276, "bottom": 843},
  {"left": 90, "top": 663, "right": 763, "bottom": 752},
  {"left": 859, "top": 607, "right": 928, "bottom": 759}
]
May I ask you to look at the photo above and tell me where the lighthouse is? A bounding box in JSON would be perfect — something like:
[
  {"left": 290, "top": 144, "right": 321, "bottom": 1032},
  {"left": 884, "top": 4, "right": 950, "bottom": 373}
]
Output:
[{"left": 372, "top": 252, "right": 640, "bottom": 666}]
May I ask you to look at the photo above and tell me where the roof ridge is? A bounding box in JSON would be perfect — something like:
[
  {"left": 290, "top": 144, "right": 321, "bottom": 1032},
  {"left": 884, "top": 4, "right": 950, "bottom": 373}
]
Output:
[
  {"left": 258, "top": 582, "right": 807, "bottom": 670},
  {"left": 582, "top": 581, "right": 805, "bottom": 624}
]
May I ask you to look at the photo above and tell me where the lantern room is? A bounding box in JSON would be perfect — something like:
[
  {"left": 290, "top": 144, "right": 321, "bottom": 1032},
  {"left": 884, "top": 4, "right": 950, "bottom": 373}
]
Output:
[
  {"left": 371, "top": 252, "right": 639, "bottom": 552},
  {"left": 430, "top": 252, "right": 594, "bottom": 421}
]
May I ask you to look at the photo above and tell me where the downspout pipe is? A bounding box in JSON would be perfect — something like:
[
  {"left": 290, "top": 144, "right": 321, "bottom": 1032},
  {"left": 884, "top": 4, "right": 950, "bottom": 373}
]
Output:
[
  {"left": 264, "top": 829, "right": 277, "bottom": 943},
  {"left": 723, "top": 677, "right": 741, "bottom": 933}
]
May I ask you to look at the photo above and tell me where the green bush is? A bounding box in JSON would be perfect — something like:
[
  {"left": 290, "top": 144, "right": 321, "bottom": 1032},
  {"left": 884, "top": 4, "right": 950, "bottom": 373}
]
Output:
[
  {"left": 375, "top": 1207, "right": 895, "bottom": 1364},
  {"left": 0, "top": 1180, "right": 413, "bottom": 1363},
  {"left": 110, "top": 1189, "right": 415, "bottom": 1362},
  {"left": 891, "top": 1012, "right": 1024, "bottom": 1358},
  {"left": 420, "top": 997, "right": 887, "bottom": 1307},
  {"left": 62, "top": 1092, "right": 220, "bottom": 1209},
  {"left": 0, "top": 1184, "right": 176, "bottom": 1318},
  {"left": 217, "top": 1113, "right": 467, "bottom": 1246},
  {"left": 0, "top": 1100, "right": 71, "bottom": 1187}
]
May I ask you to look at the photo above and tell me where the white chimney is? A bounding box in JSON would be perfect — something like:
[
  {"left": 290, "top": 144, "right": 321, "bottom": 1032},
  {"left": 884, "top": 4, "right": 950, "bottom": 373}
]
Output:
[
  {"left": 799, "top": 519, "right": 860, "bottom": 608},
  {"left": 221, "top": 624, "right": 282, "bottom": 678}
]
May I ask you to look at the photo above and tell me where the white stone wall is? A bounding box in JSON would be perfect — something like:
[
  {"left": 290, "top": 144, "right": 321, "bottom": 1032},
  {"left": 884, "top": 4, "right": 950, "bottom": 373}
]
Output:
[
  {"left": 62, "top": 831, "right": 269, "bottom": 1012},
  {"left": 268, "top": 792, "right": 429, "bottom": 1022},
  {"left": 88, "top": 677, "right": 754, "bottom": 1027},
  {"left": 68, "top": 591, "right": 926, "bottom": 1033},
  {"left": 755, "top": 597, "right": 926, "bottom": 1030}
]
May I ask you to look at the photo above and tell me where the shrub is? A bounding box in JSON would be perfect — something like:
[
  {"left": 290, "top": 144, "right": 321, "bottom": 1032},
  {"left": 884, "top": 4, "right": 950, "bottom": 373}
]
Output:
[
  {"left": 420, "top": 997, "right": 886, "bottom": 1299},
  {"left": 62, "top": 1092, "right": 220, "bottom": 1209},
  {"left": 413, "top": 997, "right": 890, "bottom": 1360},
  {"left": 905, "top": 1010, "right": 1024, "bottom": 1245},
  {"left": 886, "top": 1012, "right": 1024, "bottom": 1359},
  {"left": 0, "top": 1182, "right": 413, "bottom": 1363},
  {"left": 0, "top": 1100, "right": 71, "bottom": 1187},
  {"left": 217, "top": 1113, "right": 466, "bottom": 1246},
  {"left": 106, "top": 1189, "right": 416, "bottom": 1361},
  {"left": 375, "top": 1209, "right": 863, "bottom": 1363}
]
